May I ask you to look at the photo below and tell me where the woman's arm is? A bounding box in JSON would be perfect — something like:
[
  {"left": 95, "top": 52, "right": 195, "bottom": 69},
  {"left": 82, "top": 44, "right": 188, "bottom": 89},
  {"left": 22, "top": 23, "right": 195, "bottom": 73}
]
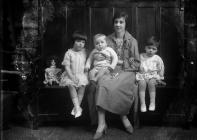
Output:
[
  {"left": 130, "top": 39, "right": 140, "bottom": 61},
  {"left": 109, "top": 48, "right": 118, "bottom": 70}
]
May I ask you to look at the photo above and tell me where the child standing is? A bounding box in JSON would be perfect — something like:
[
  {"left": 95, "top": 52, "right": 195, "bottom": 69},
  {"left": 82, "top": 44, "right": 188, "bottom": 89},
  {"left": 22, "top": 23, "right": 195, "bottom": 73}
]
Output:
[
  {"left": 59, "top": 31, "right": 88, "bottom": 118},
  {"left": 136, "top": 36, "right": 165, "bottom": 112},
  {"left": 85, "top": 34, "right": 118, "bottom": 83},
  {"left": 43, "top": 56, "right": 62, "bottom": 86}
]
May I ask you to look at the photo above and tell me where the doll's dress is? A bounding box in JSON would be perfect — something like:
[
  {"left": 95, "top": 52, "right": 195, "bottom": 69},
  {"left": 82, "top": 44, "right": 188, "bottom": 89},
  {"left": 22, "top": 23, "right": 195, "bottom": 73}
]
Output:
[
  {"left": 59, "top": 49, "right": 88, "bottom": 87},
  {"left": 43, "top": 66, "right": 62, "bottom": 85}
]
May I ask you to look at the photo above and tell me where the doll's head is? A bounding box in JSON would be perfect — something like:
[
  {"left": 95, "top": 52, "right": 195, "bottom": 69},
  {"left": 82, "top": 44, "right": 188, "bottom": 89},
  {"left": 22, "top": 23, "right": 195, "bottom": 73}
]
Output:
[
  {"left": 145, "top": 36, "right": 160, "bottom": 57},
  {"left": 72, "top": 31, "right": 87, "bottom": 51},
  {"left": 46, "top": 55, "right": 59, "bottom": 67},
  {"left": 93, "top": 34, "right": 107, "bottom": 51}
]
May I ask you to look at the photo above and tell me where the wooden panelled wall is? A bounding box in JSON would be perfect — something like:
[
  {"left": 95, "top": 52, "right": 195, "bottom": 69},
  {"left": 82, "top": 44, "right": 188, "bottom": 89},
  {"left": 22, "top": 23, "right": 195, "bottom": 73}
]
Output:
[{"left": 42, "top": 1, "right": 183, "bottom": 86}]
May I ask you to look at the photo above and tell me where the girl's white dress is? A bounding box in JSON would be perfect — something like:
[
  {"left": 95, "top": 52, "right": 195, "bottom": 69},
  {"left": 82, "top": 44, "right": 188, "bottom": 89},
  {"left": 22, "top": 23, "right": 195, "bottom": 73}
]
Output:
[
  {"left": 59, "top": 48, "right": 88, "bottom": 87},
  {"left": 136, "top": 53, "right": 164, "bottom": 81}
]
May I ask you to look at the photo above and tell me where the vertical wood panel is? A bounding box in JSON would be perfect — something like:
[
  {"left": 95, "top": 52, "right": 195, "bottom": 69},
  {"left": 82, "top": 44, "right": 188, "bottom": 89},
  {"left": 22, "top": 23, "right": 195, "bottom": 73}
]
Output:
[
  {"left": 66, "top": 7, "right": 89, "bottom": 50},
  {"left": 136, "top": 7, "right": 157, "bottom": 52},
  {"left": 90, "top": 7, "right": 113, "bottom": 49},
  {"left": 160, "top": 7, "right": 183, "bottom": 84}
]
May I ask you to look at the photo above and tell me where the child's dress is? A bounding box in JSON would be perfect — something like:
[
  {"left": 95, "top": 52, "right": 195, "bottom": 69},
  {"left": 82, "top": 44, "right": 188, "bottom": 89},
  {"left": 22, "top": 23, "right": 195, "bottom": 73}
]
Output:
[
  {"left": 59, "top": 48, "right": 88, "bottom": 87},
  {"left": 136, "top": 54, "right": 164, "bottom": 81}
]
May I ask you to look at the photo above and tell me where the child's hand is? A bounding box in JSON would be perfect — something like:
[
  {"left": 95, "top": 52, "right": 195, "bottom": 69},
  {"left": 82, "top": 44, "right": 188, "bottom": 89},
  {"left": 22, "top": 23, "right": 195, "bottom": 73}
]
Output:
[{"left": 72, "top": 76, "right": 79, "bottom": 84}]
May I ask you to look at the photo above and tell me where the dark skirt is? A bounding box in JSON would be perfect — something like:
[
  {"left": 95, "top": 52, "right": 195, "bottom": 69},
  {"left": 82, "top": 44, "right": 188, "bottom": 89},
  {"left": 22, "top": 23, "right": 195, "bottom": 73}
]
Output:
[{"left": 96, "top": 71, "right": 137, "bottom": 115}]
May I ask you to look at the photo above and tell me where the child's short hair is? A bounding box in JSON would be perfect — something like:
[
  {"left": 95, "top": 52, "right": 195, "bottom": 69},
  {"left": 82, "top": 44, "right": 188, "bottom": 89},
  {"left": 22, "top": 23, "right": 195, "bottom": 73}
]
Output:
[
  {"left": 72, "top": 30, "right": 87, "bottom": 42},
  {"left": 93, "top": 34, "right": 106, "bottom": 43},
  {"left": 146, "top": 36, "right": 160, "bottom": 47}
]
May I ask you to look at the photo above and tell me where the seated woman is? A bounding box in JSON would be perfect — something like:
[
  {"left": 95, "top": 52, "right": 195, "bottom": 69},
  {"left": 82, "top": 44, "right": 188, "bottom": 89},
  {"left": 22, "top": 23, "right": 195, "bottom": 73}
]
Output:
[{"left": 87, "top": 11, "right": 140, "bottom": 140}]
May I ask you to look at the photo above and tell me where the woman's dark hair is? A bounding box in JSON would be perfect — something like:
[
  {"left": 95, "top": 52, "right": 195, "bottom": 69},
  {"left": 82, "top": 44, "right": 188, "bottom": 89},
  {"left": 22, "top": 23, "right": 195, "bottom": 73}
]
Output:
[
  {"left": 146, "top": 36, "right": 160, "bottom": 47},
  {"left": 112, "top": 11, "right": 128, "bottom": 25}
]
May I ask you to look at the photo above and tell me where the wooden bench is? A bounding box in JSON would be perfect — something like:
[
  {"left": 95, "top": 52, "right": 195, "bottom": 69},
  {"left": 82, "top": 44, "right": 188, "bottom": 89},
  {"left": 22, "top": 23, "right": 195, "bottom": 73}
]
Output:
[{"left": 31, "top": 85, "right": 140, "bottom": 129}]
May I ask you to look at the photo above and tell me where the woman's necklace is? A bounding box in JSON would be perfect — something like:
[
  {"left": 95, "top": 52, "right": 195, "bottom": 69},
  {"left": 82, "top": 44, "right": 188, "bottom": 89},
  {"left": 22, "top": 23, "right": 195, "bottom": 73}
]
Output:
[{"left": 115, "top": 38, "right": 124, "bottom": 60}]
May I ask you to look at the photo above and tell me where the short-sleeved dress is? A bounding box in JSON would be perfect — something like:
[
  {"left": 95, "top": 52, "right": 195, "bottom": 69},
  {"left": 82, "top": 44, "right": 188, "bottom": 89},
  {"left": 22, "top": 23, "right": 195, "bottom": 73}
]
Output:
[
  {"left": 136, "top": 54, "right": 164, "bottom": 81},
  {"left": 59, "top": 48, "right": 88, "bottom": 87}
]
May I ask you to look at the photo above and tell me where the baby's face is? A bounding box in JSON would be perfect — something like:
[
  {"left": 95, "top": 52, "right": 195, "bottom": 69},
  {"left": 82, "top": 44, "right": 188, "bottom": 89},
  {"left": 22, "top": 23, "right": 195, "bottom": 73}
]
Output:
[{"left": 94, "top": 36, "right": 107, "bottom": 51}]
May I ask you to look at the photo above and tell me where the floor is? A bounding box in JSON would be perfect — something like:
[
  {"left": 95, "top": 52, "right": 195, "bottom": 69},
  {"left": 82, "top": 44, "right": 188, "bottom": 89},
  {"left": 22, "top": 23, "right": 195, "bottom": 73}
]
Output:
[{"left": 2, "top": 121, "right": 197, "bottom": 140}]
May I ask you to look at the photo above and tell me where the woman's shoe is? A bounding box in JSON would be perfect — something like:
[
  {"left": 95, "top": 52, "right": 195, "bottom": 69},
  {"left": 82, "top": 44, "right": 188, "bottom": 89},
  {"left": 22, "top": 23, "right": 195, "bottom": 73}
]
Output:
[
  {"left": 93, "top": 125, "right": 107, "bottom": 140},
  {"left": 125, "top": 125, "right": 134, "bottom": 134}
]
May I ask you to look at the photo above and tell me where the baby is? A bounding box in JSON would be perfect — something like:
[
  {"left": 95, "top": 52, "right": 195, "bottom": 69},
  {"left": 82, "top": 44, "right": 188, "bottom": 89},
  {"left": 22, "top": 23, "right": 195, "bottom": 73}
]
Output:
[{"left": 85, "top": 34, "right": 118, "bottom": 83}]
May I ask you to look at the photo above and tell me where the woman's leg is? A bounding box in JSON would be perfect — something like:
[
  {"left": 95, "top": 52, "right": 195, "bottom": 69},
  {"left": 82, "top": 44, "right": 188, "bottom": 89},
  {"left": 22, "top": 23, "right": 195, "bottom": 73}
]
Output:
[
  {"left": 68, "top": 85, "right": 82, "bottom": 118},
  {"left": 138, "top": 80, "right": 147, "bottom": 112},
  {"left": 87, "top": 81, "right": 98, "bottom": 125},
  {"left": 93, "top": 107, "right": 107, "bottom": 139},
  {"left": 96, "top": 107, "right": 107, "bottom": 132},
  {"left": 148, "top": 79, "right": 157, "bottom": 111},
  {"left": 120, "top": 115, "right": 133, "bottom": 133}
]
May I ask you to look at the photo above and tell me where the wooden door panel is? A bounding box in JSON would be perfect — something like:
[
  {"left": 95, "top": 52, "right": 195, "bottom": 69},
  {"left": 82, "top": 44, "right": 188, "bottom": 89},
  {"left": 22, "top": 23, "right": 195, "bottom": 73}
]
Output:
[
  {"left": 136, "top": 7, "right": 157, "bottom": 52},
  {"left": 160, "top": 7, "right": 182, "bottom": 84},
  {"left": 90, "top": 7, "right": 113, "bottom": 43}
]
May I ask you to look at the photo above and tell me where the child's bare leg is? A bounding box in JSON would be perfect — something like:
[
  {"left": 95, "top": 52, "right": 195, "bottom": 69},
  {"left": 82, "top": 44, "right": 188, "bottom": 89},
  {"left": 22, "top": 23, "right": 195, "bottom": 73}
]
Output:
[
  {"left": 148, "top": 79, "right": 157, "bottom": 111},
  {"left": 139, "top": 80, "right": 147, "bottom": 112},
  {"left": 68, "top": 85, "right": 82, "bottom": 118},
  {"left": 78, "top": 86, "right": 86, "bottom": 105}
]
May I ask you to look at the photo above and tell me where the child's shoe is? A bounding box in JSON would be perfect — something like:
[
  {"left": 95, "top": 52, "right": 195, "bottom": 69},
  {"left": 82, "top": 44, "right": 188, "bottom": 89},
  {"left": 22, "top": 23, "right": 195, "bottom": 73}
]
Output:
[
  {"left": 71, "top": 108, "right": 75, "bottom": 116},
  {"left": 140, "top": 104, "right": 147, "bottom": 112},
  {"left": 75, "top": 107, "right": 82, "bottom": 118},
  {"left": 149, "top": 103, "right": 155, "bottom": 111}
]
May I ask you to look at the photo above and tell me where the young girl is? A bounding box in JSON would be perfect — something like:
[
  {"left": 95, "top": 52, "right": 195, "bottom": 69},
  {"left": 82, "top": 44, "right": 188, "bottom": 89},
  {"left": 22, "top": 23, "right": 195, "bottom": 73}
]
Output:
[
  {"left": 43, "top": 56, "right": 62, "bottom": 86},
  {"left": 136, "top": 36, "right": 165, "bottom": 112},
  {"left": 59, "top": 31, "right": 88, "bottom": 118}
]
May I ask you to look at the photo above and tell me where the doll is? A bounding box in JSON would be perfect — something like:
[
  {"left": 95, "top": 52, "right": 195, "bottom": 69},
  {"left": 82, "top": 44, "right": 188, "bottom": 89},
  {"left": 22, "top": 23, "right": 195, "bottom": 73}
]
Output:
[{"left": 43, "top": 56, "right": 62, "bottom": 86}]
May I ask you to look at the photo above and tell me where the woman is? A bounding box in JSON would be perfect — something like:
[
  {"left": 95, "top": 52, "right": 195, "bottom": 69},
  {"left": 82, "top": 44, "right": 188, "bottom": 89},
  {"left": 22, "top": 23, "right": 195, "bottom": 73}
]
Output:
[{"left": 87, "top": 11, "right": 140, "bottom": 140}]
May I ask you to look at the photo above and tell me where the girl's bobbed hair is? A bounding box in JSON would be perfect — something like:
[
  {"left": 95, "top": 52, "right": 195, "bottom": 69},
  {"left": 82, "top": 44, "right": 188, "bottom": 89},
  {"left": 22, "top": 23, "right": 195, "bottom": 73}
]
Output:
[
  {"left": 112, "top": 11, "right": 128, "bottom": 24},
  {"left": 146, "top": 36, "right": 160, "bottom": 47},
  {"left": 72, "top": 31, "right": 87, "bottom": 42}
]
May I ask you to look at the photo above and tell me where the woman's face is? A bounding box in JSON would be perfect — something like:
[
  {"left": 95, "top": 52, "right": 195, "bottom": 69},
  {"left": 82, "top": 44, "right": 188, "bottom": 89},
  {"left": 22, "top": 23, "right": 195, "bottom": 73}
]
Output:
[
  {"left": 73, "top": 39, "right": 85, "bottom": 51},
  {"left": 113, "top": 17, "right": 126, "bottom": 33}
]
